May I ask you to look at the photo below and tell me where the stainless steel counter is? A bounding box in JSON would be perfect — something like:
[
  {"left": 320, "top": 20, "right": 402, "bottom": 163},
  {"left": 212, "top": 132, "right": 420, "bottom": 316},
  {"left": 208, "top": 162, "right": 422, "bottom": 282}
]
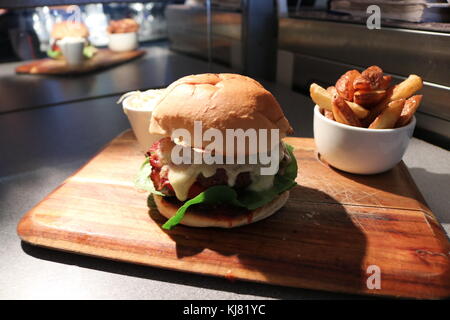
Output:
[{"left": 0, "top": 47, "right": 448, "bottom": 299}]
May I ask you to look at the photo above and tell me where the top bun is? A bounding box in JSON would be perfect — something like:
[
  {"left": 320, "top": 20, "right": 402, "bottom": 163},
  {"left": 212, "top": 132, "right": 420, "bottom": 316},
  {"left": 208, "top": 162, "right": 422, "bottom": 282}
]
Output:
[
  {"left": 51, "top": 21, "right": 89, "bottom": 40},
  {"left": 149, "top": 73, "right": 293, "bottom": 153}
]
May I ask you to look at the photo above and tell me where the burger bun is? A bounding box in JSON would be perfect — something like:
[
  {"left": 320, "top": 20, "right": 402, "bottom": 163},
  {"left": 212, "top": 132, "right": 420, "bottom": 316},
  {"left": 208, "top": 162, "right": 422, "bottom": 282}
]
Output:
[
  {"left": 51, "top": 21, "right": 89, "bottom": 40},
  {"left": 153, "top": 191, "right": 289, "bottom": 228}
]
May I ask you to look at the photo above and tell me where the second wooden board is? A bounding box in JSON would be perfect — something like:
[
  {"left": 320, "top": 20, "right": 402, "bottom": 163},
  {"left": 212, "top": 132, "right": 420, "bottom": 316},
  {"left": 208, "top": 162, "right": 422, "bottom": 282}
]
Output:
[{"left": 15, "top": 49, "right": 145, "bottom": 75}]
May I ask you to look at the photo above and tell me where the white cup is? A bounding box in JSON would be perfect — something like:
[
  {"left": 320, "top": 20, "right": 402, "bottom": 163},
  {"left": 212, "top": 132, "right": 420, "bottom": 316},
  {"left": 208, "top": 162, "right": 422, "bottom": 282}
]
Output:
[
  {"left": 121, "top": 89, "right": 165, "bottom": 152},
  {"left": 313, "top": 105, "right": 416, "bottom": 174},
  {"left": 57, "top": 37, "right": 85, "bottom": 66},
  {"left": 108, "top": 32, "right": 138, "bottom": 52}
]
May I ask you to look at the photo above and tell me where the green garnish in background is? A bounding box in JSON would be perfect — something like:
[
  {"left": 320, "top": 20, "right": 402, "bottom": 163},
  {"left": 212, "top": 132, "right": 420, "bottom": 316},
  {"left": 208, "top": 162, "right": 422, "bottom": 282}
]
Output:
[
  {"left": 47, "top": 49, "right": 62, "bottom": 59},
  {"left": 47, "top": 45, "right": 97, "bottom": 60},
  {"left": 83, "top": 45, "right": 97, "bottom": 59}
]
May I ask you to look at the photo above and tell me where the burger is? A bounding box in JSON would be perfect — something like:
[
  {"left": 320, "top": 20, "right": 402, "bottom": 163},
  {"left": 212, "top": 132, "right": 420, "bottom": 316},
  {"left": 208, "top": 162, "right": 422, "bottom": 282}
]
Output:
[
  {"left": 135, "top": 73, "right": 298, "bottom": 229},
  {"left": 47, "top": 21, "right": 97, "bottom": 60}
]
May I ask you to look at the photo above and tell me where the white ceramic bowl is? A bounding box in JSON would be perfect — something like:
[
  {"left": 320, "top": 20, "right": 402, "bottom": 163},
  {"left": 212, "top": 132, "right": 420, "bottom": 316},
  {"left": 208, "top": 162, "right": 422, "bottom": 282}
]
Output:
[
  {"left": 313, "top": 105, "right": 416, "bottom": 174},
  {"left": 121, "top": 90, "right": 164, "bottom": 152},
  {"left": 108, "top": 32, "right": 138, "bottom": 52}
]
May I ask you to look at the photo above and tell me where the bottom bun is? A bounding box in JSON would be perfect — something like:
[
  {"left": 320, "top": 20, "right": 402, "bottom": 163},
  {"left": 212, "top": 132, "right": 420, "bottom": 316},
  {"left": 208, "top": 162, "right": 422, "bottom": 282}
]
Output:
[{"left": 153, "top": 191, "right": 289, "bottom": 228}]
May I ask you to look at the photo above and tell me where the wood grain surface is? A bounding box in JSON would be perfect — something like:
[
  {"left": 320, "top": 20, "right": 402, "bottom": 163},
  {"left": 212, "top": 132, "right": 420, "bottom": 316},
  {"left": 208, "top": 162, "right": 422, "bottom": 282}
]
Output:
[
  {"left": 15, "top": 49, "right": 145, "bottom": 75},
  {"left": 17, "top": 130, "right": 450, "bottom": 299}
]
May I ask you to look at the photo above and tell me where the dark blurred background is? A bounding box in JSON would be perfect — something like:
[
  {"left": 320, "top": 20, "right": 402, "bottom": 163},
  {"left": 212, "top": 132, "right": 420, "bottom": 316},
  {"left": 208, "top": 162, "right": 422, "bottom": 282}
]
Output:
[{"left": 0, "top": 0, "right": 448, "bottom": 147}]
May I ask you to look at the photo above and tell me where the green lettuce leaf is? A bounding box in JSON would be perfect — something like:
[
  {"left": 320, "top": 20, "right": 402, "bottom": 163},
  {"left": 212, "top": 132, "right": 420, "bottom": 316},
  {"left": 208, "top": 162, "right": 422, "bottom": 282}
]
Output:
[
  {"left": 83, "top": 45, "right": 97, "bottom": 59},
  {"left": 282, "top": 143, "right": 298, "bottom": 181},
  {"left": 161, "top": 185, "right": 244, "bottom": 230},
  {"left": 162, "top": 143, "right": 298, "bottom": 229},
  {"left": 134, "top": 157, "right": 165, "bottom": 196},
  {"left": 47, "top": 48, "right": 61, "bottom": 59}
]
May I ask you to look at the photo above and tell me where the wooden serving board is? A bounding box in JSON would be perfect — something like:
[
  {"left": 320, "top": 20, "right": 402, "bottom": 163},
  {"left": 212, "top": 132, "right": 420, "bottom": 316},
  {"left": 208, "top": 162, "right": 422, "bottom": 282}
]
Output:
[
  {"left": 15, "top": 49, "right": 145, "bottom": 75},
  {"left": 17, "top": 130, "right": 450, "bottom": 299}
]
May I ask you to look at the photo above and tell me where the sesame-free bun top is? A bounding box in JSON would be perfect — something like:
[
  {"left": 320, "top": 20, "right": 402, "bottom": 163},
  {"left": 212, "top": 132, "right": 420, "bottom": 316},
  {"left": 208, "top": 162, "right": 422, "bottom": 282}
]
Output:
[
  {"left": 149, "top": 73, "right": 293, "bottom": 153},
  {"left": 51, "top": 21, "right": 89, "bottom": 40}
]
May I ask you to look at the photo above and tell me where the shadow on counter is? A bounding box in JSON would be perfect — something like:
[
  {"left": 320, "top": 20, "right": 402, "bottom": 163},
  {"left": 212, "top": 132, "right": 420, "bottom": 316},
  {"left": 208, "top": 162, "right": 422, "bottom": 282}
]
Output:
[
  {"left": 20, "top": 185, "right": 369, "bottom": 300},
  {"left": 408, "top": 167, "right": 450, "bottom": 225},
  {"left": 20, "top": 240, "right": 368, "bottom": 300},
  {"left": 146, "top": 185, "right": 369, "bottom": 299}
]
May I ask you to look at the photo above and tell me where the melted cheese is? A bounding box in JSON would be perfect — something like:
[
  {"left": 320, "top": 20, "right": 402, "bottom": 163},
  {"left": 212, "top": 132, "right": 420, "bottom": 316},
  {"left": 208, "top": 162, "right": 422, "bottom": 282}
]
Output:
[
  {"left": 165, "top": 143, "right": 286, "bottom": 201},
  {"left": 167, "top": 162, "right": 279, "bottom": 201}
]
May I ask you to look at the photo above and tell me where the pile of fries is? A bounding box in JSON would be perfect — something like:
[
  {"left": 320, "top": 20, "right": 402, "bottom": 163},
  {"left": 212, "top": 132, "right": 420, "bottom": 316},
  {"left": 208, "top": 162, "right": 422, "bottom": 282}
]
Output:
[{"left": 310, "top": 66, "right": 423, "bottom": 129}]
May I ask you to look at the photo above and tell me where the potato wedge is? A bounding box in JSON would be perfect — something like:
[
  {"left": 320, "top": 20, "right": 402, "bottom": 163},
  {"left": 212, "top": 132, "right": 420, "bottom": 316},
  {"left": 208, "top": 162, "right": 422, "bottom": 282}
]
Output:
[
  {"left": 325, "top": 87, "right": 337, "bottom": 120},
  {"left": 354, "top": 89, "right": 386, "bottom": 107},
  {"left": 396, "top": 95, "right": 422, "bottom": 127},
  {"left": 353, "top": 77, "right": 371, "bottom": 91},
  {"left": 363, "top": 86, "right": 394, "bottom": 125},
  {"left": 324, "top": 109, "right": 335, "bottom": 120},
  {"left": 391, "top": 75, "right": 423, "bottom": 101},
  {"left": 369, "top": 99, "right": 405, "bottom": 129},
  {"left": 332, "top": 94, "right": 362, "bottom": 127},
  {"left": 366, "top": 75, "right": 422, "bottom": 125},
  {"left": 310, "top": 83, "right": 332, "bottom": 111},
  {"left": 345, "top": 101, "right": 369, "bottom": 119},
  {"left": 327, "top": 86, "right": 337, "bottom": 95},
  {"left": 335, "top": 70, "right": 360, "bottom": 101},
  {"left": 353, "top": 66, "right": 385, "bottom": 91},
  {"left": 362, "top": 65, "right": 383, "bottom": 90},
  {"left": 379, "top": 75, "right": 392, "bottom": 90}
]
